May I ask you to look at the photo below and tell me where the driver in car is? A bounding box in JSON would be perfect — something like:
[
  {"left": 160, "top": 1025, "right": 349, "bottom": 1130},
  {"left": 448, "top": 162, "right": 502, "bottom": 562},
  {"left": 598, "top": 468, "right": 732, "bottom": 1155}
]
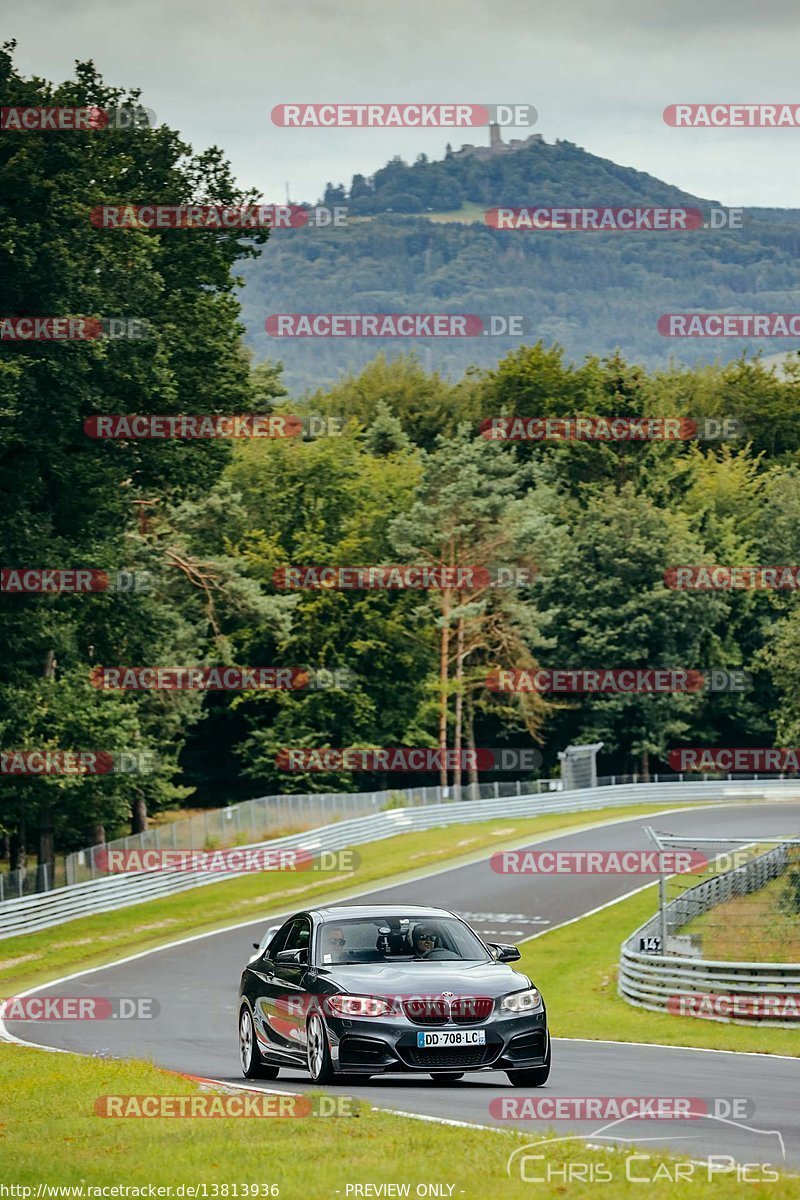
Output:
[
  {"left": 325, "top": 926, "right": 349, "bottom": 963},
  {"left": 411, "top": 926, "right": 438, "bottom": 956}
]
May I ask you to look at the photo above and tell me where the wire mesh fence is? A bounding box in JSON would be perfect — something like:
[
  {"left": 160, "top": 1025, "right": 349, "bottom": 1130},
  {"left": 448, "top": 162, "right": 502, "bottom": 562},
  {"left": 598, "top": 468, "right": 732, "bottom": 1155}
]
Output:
[
  {"left": 58, "top": 777, "right": 562, "bottom": 888},
  {"left": 646, "top": 830, "right": 800, "bottom": 962},
  {"left": 0, "top": 858, "right": 69, "bottom": 903},
  {"left": 3, "top": 769, "right": 799, "bottom": 899}
]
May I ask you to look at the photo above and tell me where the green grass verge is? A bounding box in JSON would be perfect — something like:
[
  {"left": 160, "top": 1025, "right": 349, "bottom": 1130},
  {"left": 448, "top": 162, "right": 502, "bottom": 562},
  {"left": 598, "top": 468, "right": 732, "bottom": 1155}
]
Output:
[
  {"left": 682, "top": 872, "right": 800, "bottom": 962},
  {"left": 4, "top": 801, "right": 800, "bottom": 1193},
  {"left": 3, "top": 1042, "right": 797, "bottom": 1197},
  {"left": 0, "top": 803, "right": 684, "bottom": 996},
  {"left": 519, "top": 883, "right": 800, "bottom": 1056}
]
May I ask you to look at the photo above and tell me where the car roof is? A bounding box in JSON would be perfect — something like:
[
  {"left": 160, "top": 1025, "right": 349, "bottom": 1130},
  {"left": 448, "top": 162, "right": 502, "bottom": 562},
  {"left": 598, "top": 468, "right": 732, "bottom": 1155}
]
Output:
[{"left": 311, "top": 904, "right": 455, "bottom": 920}]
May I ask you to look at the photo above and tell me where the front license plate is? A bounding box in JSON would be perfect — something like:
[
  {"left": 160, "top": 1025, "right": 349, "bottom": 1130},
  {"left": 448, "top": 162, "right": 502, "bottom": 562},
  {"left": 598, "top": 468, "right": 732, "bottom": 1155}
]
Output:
[{"left": 416, "top": 1029, "right": 486, "bottom": 1048}]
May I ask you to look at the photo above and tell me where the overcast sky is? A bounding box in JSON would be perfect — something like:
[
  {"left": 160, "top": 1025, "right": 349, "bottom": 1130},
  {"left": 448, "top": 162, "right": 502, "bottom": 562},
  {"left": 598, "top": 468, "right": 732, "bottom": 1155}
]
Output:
[{"left": 10, "top": 0, "right": 800, "bottom": 206}]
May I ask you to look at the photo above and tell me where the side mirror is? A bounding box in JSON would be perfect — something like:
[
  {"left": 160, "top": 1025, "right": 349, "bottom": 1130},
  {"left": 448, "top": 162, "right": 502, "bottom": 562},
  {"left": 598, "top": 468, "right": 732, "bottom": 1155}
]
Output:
[
  {"left": 490, "top": 943, "right": 521, "bottom": 963},
  {"left": 275, "top": 948, "right": 307, "bottom": 965}
]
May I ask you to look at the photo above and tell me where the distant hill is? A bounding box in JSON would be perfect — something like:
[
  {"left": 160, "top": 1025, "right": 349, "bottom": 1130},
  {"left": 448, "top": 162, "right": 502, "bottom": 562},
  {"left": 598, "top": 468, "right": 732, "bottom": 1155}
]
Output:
[{"left": 239, "top": 133, "right": 800, "bottom": 394}]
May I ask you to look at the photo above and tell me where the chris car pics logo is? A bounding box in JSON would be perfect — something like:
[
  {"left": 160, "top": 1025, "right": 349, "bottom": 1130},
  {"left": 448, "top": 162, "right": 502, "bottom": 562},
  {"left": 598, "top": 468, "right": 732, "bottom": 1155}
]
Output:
[{"left": 505, "top": 1113, "right": 784, "bottom": 1185}]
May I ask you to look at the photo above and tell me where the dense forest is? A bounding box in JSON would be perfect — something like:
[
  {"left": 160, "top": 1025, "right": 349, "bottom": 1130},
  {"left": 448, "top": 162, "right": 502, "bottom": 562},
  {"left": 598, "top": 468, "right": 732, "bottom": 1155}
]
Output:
[{"left": 3, "top": 48, "right": 800, "bottom": 873}]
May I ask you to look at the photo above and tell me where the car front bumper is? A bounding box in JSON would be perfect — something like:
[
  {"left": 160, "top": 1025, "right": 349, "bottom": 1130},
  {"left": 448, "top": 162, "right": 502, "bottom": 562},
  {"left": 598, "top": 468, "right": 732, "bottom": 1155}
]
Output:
[{"left": 325, "top": 1007, "right": 549, "bottom": 1075}]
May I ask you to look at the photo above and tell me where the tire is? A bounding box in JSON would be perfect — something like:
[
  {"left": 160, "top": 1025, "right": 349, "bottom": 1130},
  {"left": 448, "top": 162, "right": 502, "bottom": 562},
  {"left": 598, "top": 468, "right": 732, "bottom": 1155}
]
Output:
[
  {"left": 430, "top": 1073, "right": 464, "bottom": 1084},
  {"left": 306, "top": 1011, "right": 336, "bottom": 1084},
  {"left": 506, "top": 1042, "right": 551, "bottom": 1088},
  {"left": 239, "top": 1005, "right": 280, "bottom": 1080}
]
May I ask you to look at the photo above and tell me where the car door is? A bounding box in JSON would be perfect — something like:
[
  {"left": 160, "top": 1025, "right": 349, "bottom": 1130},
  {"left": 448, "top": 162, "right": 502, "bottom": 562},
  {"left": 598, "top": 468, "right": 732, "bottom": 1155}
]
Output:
[
  {"left": 248, "top": 918, "right": 304, "bottom": 1062},
  {"left": 251, "top": 916, "right": 311, "bottom": 1060},
  {"left": 271, "top": 915, "right": 313, "bottom": 1054}
]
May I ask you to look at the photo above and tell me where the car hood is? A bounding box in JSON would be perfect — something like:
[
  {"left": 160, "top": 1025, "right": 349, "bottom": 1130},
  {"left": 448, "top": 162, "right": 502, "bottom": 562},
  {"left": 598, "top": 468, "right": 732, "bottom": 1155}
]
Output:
[{"left": 317, "top": 960, "right": 534, "bottom": 999}]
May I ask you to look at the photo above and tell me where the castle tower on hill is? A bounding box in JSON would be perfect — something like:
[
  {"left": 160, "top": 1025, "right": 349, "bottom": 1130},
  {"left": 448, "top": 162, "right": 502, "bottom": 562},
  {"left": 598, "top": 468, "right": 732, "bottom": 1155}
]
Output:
[{"left": 452, "top": 123, "right": 545, "bottom": 160}]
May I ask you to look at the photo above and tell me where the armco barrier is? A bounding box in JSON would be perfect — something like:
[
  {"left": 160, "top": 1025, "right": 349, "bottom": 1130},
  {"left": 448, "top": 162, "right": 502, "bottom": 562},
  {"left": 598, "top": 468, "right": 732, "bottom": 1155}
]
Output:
[
  {"left": 619, "top": 842, "right": 800, "bottom": 1026},
  {"left": 12, "top": 777, "right": 561, "bottom": 898},
  {"left": 2, "top": 777, "right": 800, "bottom": 940},
  {"left": 63, "top": 785, "right": 446, "bottom": 888},
  {"left": 59, "top": 769, "right": 781, "bottom": 890}
]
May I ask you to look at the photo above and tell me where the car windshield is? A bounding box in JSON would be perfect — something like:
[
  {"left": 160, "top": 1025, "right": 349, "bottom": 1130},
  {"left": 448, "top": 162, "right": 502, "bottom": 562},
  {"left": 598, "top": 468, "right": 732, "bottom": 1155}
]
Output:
[{"left": 316, "top": 915, "right": 491, "bottom": 964}]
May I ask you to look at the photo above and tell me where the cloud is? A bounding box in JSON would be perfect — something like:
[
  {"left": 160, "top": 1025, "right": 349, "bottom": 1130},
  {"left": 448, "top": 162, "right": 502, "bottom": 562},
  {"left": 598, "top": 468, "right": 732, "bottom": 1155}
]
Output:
[{"left": 8, "top": 0, "right": 800, "bottom": 204}]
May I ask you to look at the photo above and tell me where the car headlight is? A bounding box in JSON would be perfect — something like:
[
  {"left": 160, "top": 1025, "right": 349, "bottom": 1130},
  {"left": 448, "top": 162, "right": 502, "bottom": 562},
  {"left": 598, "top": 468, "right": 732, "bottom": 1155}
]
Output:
[
  {"left": 325, "top": 995, "right": 395, "bottom": 1017},
  {"left": 501, "top": 988, "right": 542, "bottom": 1012}
]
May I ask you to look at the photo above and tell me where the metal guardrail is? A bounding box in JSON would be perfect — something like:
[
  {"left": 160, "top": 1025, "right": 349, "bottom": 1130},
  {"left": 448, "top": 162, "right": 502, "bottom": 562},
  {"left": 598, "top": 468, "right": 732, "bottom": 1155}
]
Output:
[
  {"left": 619, "top": 843, "right": 800, "bottom": 1026},
  {"left": 55, "top": 769, "right": 800, "bottom": 890},
  {"left": 2, "top": 778, "right": 563, "bottom": 900},
  {"left": 5, "top": 769, "right": 795, "bottom": 900},
  {"left": 2, "top": 777, "right": 799, "bottom": 941},
  {"left": 61, "top": 777, "right": 565, "bottom": 889}
]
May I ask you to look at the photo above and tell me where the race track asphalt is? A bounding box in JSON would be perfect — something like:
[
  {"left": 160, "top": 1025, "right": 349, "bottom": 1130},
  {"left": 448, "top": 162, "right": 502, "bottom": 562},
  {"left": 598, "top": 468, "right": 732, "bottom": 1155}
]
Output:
[{"left": 5, "top": 801, "right": 800, "bottom": 1172}]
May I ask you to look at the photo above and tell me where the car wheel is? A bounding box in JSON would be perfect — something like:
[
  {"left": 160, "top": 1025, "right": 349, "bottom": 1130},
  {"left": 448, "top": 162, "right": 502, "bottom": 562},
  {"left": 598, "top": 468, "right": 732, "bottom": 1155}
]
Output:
[
  {"left": 306, "top": 1011, "right": 335, "bottom": 1084},
  {"left": 430, "top": 1073, "right": 464, "bottom": 1084},
  {"left": 506, "top": 1043, "right": 551, "bottom": 1088},
  {"left": 239, "top": 1005, "right": 280, "bottom": 1080}
]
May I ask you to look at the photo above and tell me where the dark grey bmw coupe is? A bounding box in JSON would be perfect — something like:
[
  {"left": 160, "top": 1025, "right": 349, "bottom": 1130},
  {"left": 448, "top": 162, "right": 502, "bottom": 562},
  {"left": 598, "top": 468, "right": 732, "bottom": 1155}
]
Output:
[{"left": 238, "top": 904, "right": 550, "bottom": 1086}]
